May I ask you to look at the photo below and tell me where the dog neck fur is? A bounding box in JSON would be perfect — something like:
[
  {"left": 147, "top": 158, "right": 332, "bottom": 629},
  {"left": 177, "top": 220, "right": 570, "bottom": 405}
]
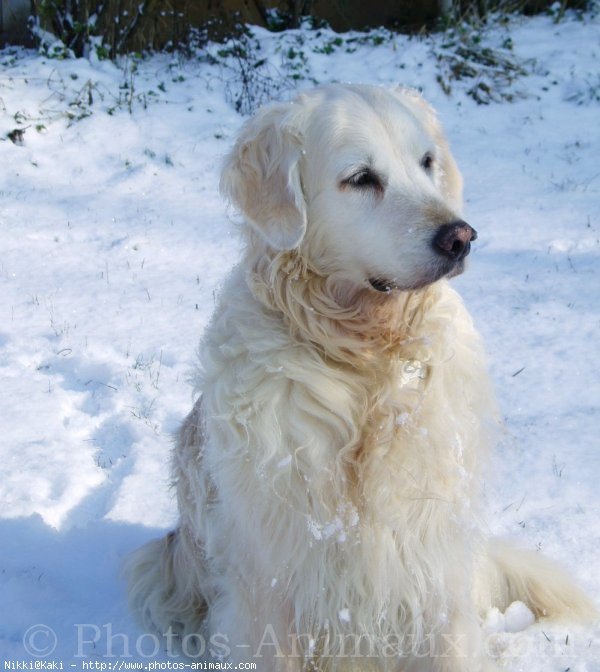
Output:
[{"left": 245, "top": 238, "right": 442, "bottom": 370}]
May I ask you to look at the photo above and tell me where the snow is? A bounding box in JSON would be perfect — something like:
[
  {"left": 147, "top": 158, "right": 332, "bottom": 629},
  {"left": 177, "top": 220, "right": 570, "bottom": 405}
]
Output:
[
  {"left": 1, "top": 6, "right": 599, "bottom": 669},
  {"left": 338, "top": 609, "right": 351, "bottom": 624},
  {"left": 484, "top": 602, "right": 536, "bottom": 636},
  {"left": 503, "top": 602, "right": 536, "bottom": 634}
]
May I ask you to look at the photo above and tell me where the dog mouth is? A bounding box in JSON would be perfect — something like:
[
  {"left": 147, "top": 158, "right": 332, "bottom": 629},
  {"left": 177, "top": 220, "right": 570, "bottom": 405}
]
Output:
[
  {"left": 369, "top": 258, "right": 466, "bottom": 294},
  {"left": 369, "top": 277, "right": 401, "bottom": 293}
]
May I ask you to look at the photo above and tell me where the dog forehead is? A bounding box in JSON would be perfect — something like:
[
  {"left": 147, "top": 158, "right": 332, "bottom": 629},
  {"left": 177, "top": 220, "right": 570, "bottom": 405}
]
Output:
[{"left": 302, "top": 86, "right": 433, "bottom": 168}]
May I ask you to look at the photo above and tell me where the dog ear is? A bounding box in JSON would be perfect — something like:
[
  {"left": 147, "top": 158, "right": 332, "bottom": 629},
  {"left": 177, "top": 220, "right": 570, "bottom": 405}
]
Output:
[
  {"left": 392, "top": 87, "right": 464, "bottom": 212},
  {"left": 220, "top": 103, "right": 307, "bottom": 251}
]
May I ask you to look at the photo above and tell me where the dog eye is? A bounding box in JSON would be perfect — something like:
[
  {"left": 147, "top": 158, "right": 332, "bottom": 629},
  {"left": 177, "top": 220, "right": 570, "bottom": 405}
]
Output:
[
  {"left": 344, "top": 169, "right": 383, "bottom": 192},
  {"left": 421, "top": 153, "right": 434, "bottom": 172}
]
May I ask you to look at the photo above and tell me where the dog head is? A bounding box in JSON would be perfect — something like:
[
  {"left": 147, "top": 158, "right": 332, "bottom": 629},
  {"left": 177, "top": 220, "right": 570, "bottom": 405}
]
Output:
[{"left": 221, "top": 84, "right": 476, "bottom": 292}]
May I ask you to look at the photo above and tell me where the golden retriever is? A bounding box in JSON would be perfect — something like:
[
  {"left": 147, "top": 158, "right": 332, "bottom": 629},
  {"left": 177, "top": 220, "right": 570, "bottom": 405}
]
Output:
[{"left": 126, "top": 84, "right": 596, "bottom": 671}]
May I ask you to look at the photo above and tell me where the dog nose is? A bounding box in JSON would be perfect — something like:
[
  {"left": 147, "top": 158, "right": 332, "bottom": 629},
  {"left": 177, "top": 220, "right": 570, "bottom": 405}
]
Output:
[{"left": 433, "top": 221, "right": 477, "bottom": 261}]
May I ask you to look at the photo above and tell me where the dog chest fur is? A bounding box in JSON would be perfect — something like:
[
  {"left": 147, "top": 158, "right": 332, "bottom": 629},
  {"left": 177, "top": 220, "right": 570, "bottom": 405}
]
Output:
[{"left": 175, "top": 257, "right": 496, "bottom": 655}]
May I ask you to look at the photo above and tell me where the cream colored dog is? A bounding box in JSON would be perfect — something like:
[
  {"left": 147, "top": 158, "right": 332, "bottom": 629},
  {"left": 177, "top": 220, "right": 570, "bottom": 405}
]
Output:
[{"left": 126, "top": 84, "right": 596, "bottom": 671}]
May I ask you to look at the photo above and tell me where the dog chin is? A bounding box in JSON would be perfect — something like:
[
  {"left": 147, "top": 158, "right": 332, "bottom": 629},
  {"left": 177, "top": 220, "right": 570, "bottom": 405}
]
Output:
[
  {"left": 444, "top": 258, "right": 467, "bottom": 279},
  {"left": 369, "top": 259, "right": 466, "bottom": 293}
]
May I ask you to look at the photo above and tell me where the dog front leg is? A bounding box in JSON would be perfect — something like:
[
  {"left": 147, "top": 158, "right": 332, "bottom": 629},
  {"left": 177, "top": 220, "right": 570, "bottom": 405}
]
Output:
[
  {"left": 209, "top": 578, "right": 304, "bottom": 672},
  {"left": 401, "top": 613, "right": 498, "bottom": 672}
]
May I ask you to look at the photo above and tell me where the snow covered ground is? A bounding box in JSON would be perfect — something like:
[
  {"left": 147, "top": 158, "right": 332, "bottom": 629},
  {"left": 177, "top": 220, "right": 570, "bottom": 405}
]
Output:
[{"left": 0, "top": 6, "right": 598, "bottom": 670}]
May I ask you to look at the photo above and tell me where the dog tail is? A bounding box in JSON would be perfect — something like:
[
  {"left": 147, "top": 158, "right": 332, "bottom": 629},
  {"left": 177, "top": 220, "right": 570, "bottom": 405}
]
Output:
[
  {"left": 478, "top": 538, "right": 598, "bottom": 621},
  {"left": 124, "top": 528, "right": 209, "bottom": 638}
]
